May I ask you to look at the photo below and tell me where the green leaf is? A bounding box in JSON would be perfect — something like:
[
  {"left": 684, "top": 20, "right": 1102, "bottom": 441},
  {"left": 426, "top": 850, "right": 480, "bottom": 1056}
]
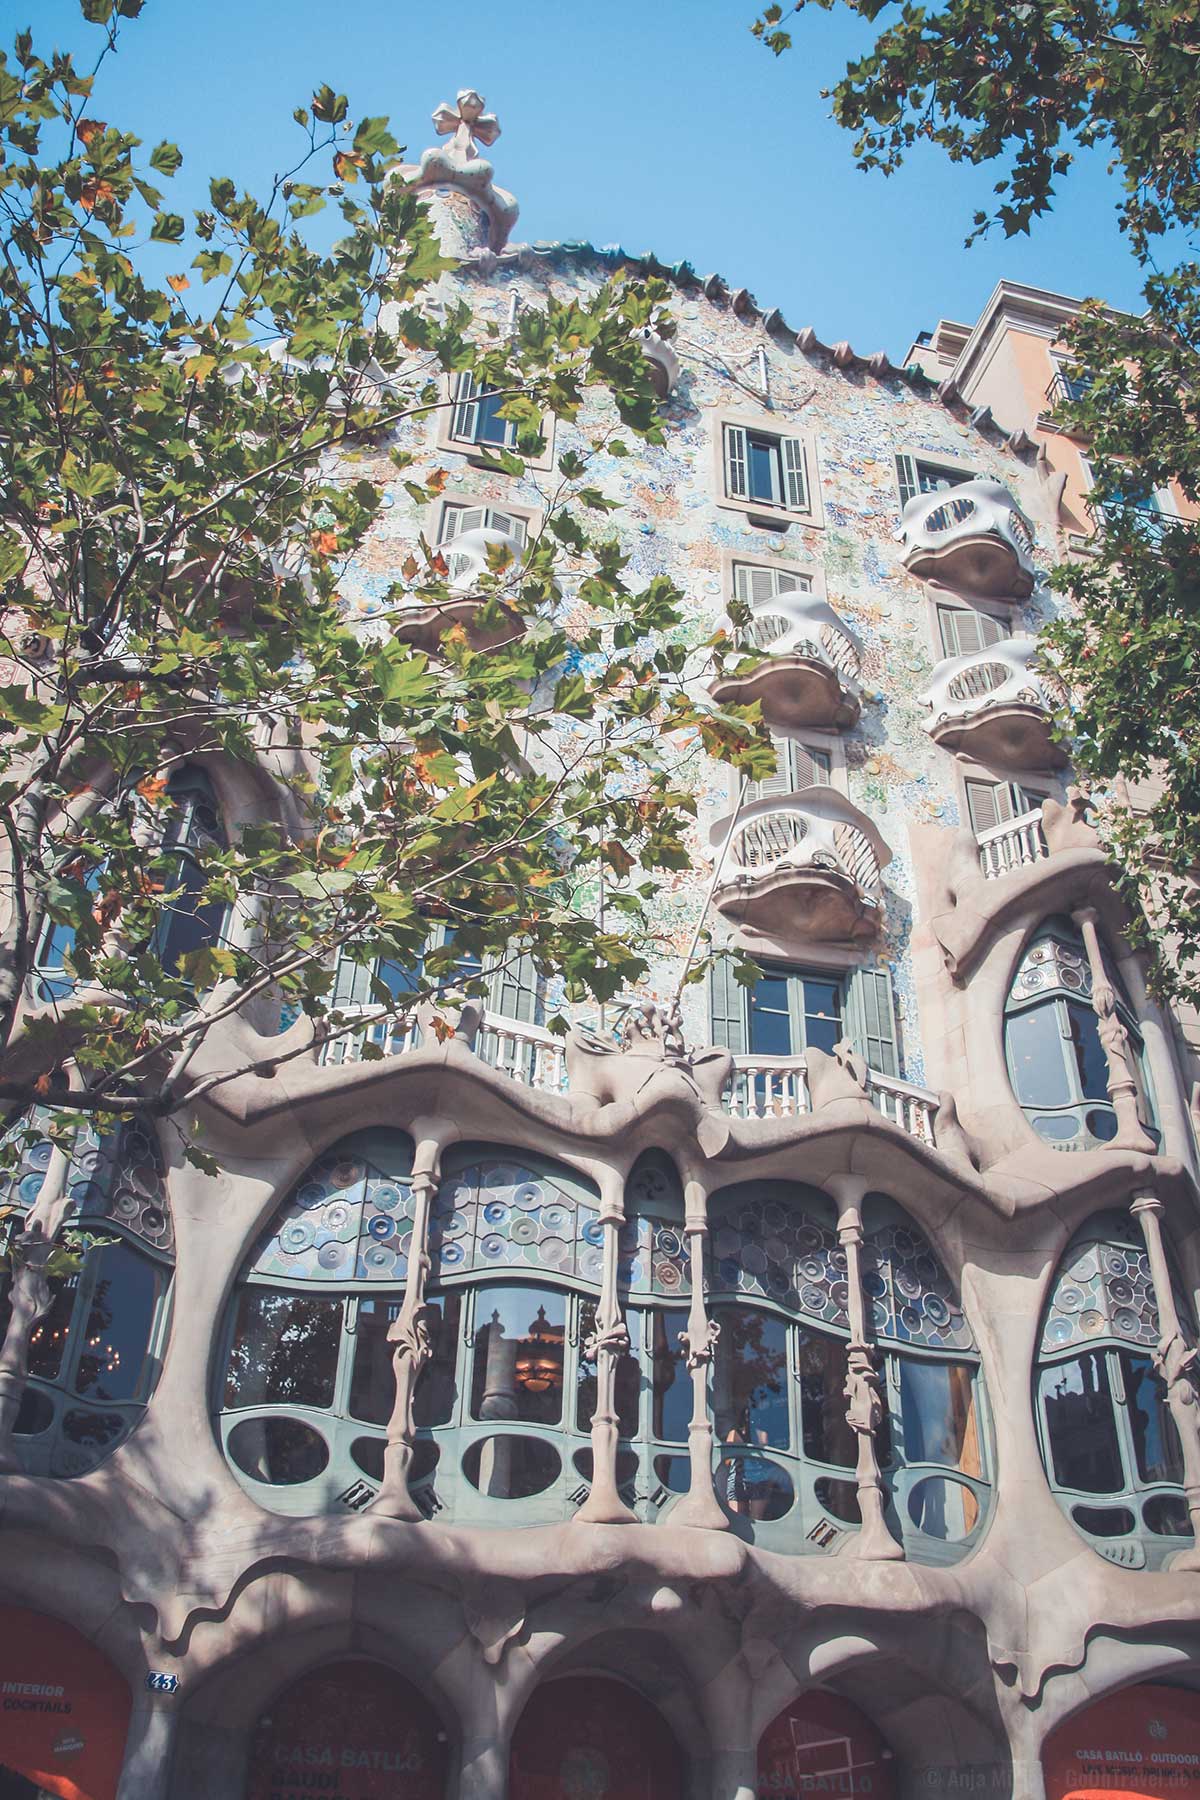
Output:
[{"left": 149, "top": 141, "right": 182, "bottom": 176}]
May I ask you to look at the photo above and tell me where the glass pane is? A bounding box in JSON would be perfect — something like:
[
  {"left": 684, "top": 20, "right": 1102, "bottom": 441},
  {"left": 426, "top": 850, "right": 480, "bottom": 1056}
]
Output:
[
  {"left": 802, "top": 978, "right": 842, "bottom": 1056},
  {"left": 746, "top": 435, "right": 779, "bottom": 504},
  {"left": 1007, "top": 1004, "right": 1072, "bottom": 1108},
  {"left": 711, "top": 1306, "right": 789, "bottom": 1450},
  {"left": 156, "top": 853, "right": 225, "bottom": 972},
  {"left": 1039, "top": 1352, "right": 1124, "bottom": 1493},
  {"left": 475, "top": 389, "right": 511, "bottom": 446},
  {"left": 1120, "top": 1350, "right": 1185, "bottom": 1485},
  {"left": 227, "top": 1416, "right": 328, "bottom": 1486},
  {"left": 224, "top": 1288, "right": 343, "bottom": 1410},
  {"left": 576, "top": 1300, "right": 640, "bottom": 1435},
  {"left": 748, "top": 976, "right": 793, "bottom": 1057},
  {"left": 651, "top": 1307, "right": 690, "bottom": 1443},
  {"left": 1066, "top": 1003, "right": 1111, "bottom": 1103},
  {"left": 348, "top": 1297, "right": 395, "bottom": 1426},
  {"left": 1072, "top": 1503, "right": 1135, "bottom": 1537},
  {"left": 377, "top": 957, "right": 421, "bottom": 999},
  {"left": 72, "top": 1242, "right": 165, "bottom": 1402},
  {"left": 461, "top": 1434, "right": 560, "bottom": 1499},
  {"left": 797, "top": 1330, "right": 859, "bottom": 1469},
  {"left": 27, "top": 1277, "right": 77, "bottom": 1381},
  {"left": 815, "top": 1475, "right": 860, "bottom": 1523},
  {"left": 1144, "top": 1493, "right": 1191, "bottom": 1537},
  {"left": 917, "top": 462, "right": 968, "bottom": 493},
  {"left": 718, "top": 1453, "right": 794, "bottom": 1521},
  {"left": 906, "top": 1474, "right": 978, "bottom": 1541},
  {"left": 898, "top": 1358, "right": 980, "bottom": 1473},
  {"left": 415, "top": 1293, "right": 462, "bottom": 1428},
  {"left": 653, "top": 1452, "right": 691, "bottom": 1494},
  {"left": 470, "top": 1286, "right": 565, "bottom": 1427}
]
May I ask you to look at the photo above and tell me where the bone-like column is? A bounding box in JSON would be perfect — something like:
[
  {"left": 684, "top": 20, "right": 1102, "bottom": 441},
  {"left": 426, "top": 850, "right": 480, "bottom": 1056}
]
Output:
[
  {"left": 669, "top": 1174, "right": 728, "bottom": 1530},
  {"left": 574, "top": 1168, "right": 634, "bottom": 1523},
  {"left": 1073, "top": 907, "right": 1155, "bottom": 1151},
  {"left": 828, "top": 1174, "right": 903, "bottom": 1560},
  {"left": 374, "top": 1130, "right": 445, "bottom": 1521},
  {"left": 0, "top": 1138, "right": 72, "bottom": 1473},
  {"left": 1130, "top": 1189, "right": 1200, "bottom": 1570}
]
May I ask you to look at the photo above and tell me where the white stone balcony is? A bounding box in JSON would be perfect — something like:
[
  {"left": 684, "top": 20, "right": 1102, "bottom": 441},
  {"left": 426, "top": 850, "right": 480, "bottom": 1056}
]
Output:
[
  {"left": 710, "top": 788, "right": 891, "bottom": 942},
  {"left": 975, "top": 807, "right": 1050, "bottom": 880},
  {"left": 711, "top": 591, "right": 862, "bottom": 730},
  {"left": 637, "top": 327, "right": 680, "bottom": 399},
  {"left": 897, "top": 479, "right": 1036, "bottom": 598},
  {"left": 393, "top": 526, "right": 527, "bottom": 653},
  {"left": 320, "top": 1013, "right": 938, "bottom": 1143},
  {"left": 920, "top": 635, "right": 1067, "bottom": 772}
]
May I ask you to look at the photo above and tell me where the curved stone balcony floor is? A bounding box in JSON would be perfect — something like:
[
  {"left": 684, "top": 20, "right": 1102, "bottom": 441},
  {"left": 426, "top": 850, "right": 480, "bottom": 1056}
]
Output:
[
  {"left": 709, "top": 788, "right": 891, "bottom": 944},
  {"left": 392, "top": 526, "right": 528, "bottom": 653},
  {"left": 897, "top": 479, "right": 1036, "bottom": 599},
  {"left": 711, "top": 651, "right": 860, "bottom": 731},
  {"left": 921, "top": 636, "right": 1067, "bottom": 773}
]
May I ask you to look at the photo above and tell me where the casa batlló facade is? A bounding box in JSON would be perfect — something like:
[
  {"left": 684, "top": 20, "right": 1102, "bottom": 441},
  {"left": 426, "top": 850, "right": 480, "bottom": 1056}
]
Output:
[{"left": 1, "top": 89, "right": 1199, "bottom": 1800}]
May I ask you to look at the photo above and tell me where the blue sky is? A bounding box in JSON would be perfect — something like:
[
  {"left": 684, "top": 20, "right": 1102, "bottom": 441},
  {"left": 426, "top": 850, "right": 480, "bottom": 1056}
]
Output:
[{"left": 24, "top": 0, "right": 1148, "bottom": 359}]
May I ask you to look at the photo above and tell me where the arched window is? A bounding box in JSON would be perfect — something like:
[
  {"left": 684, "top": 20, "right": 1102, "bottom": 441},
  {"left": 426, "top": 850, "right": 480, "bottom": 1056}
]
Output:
[
  {"left": 0, "top": 1119, "right": 173, "bottom": 1477},
  {"left": 510, "top": 1677, "right": 683, "bottom": 1800},
  {"left": 1036, "top": 1211, "right": 1191, "bottom": 1567},
  {"left": 1043, "top": 1681, "right": 1200, "bottom": 1800},
  {"left": 1004, "top": 917, "right": 1156, "bottom": 1151},
  {"left": 244, "top": 1660, "right": 447, "bottom": 1800},
  {"left": 705, "top": 1184, "right": 989, "bottom": 1563}
]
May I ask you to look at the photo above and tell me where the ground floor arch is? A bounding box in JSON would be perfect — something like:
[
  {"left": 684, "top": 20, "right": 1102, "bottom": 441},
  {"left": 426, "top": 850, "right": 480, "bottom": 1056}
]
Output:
[
  {"left": 1044, "top": 1683, "right": 1200, "bottom": 1800},
  {"left": 244, "top": 1659, "right": 447, "bottom": 1800},
  {"left": 509, "top": 1674, "right": 684, "bottom": 1800},
  {"left": 0, "top": 1608, "right": 130, "bottom": 1800},
  {"left": 757, "top": 1689, "right": 897, "bottom": 1799}
]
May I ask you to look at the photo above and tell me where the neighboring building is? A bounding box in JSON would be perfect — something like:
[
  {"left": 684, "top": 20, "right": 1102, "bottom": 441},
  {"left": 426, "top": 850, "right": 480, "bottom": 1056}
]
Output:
[{"left": 2, "top": 93, "right": 1200, "bottom": 1800}]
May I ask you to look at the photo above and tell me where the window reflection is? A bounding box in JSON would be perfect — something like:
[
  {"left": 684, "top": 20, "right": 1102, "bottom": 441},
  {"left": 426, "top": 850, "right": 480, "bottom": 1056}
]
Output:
[
  {"left": 1007, "top": 1007, "right": 1071, "bottom": 1108},
  {"left": 651, "top": 1307, "right": 690, "bottom": 1443},
  {"left": 575, "top": 1300, "right": 640, "bottom": 1436},
  {"left": 712, "top": 1305, "right": 789, "bottom": 1450},
  {"left": 719, "top": 1452, "right": 794, "bottom": 1521},
  {"left": 1039, "top": 1351, "right": 1124, "bottom": 1493},
  {"left": 1120, "top": 1350, "right": 1184, "bottom": 1485},
  {"left": 898, "top": 1358, "right": 979, "bottom": 1473},
  {"left": 27, "top": 1278, "right": 77, "bottom": 1382},
  {"left": 470, "top": 1286, "right": 565, "bottom": 1427},
  {"left": 224, "top": 1289, "right": 341, "bottom": 1410},
  {"left": 797, "top": 1330, "right": 858, "bottom": 1469},
  {"left": 462, "top": 1434, "right": 560, "bottom": 1499},
  {"left": 73, "top": 1243, "right": 164, "bottom": 1402}
]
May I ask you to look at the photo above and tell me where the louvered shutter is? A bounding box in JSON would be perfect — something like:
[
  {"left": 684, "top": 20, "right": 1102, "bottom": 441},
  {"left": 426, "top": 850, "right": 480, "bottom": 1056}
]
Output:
[
  {"left": 451, "top": 370, "right": 479, "bottom": 442},
  {"left": 846, "top": 966, "right": 899, "bottom": 1076},
  {"left": 782, "top": 436, "right": 808, "bottom": 512},
  {"left": 724, "top": 425, "right": 749, "bottom": 499},
  {"left": 333, "top": 954, "right": 372, "bottom": 1007},
  {"left": 734, "top": 563, "right": 779, "bottom": 608},
  {"left": 488, "top": 945, "right": 542, "bottom": 1024},
  {"left": 745, "top": 732, "right": 797, "bottom": 805},
  {"left": 964, "top": 779, "right": 1009, "bottom": 834},
  {"left": 438, "top": 505, "right": 486, "bottom": 545},
  {"left": 896, "top": 453, "right": 919, "bottom": 508},
  {"left": 709, "top": 956, "right": 748, "bottom": 1054},
  {"left": 938, "top": 606, "right": 1005, "bottom": 658},
  {"left": 488, "top": 508, "right": 528, "bottom": 546},
  {"left": 790, "top": 742, "right": 831, "bottom": 789}
]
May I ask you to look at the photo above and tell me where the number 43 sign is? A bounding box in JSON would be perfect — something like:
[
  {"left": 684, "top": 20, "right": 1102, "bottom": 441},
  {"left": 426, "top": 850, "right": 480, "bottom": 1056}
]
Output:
[{"left": 146, "top": 1673, "right": 179, "bottom": 1695}]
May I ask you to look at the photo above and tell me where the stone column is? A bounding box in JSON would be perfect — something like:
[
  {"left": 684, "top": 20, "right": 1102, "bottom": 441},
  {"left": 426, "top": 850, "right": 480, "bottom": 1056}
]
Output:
[
  {"left": 1073, "top": 907, "right": 1155, "bottom": 1151},
  {"left": 374, "top": 1131, "right": 444, "bottom": 1521},
  {"left": 115, "top": 1690, "right": 180, "bottom": 1800},
  {"left": 1130, "top": 1189, "right": 1200, "bottom": 1571},
  {"left": 670, "top": 1175, "right": 728, "bottom": 1531},
  {"left": 0, "top": 1140, "right": 71, "bottom": 1472},
  {"left": 828, "top": 1174, "right": 903, "bottom": 1561},
  {"left": 574, "top": 1169, "right": 634, "bottom": 1523}
]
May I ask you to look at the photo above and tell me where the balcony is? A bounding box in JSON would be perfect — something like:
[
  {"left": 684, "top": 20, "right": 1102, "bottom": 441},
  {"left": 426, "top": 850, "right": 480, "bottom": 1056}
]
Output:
[
  {"left": 897, "top": 479, "right": 1036, "bottom": 598},
  {"left": 320, "top": 1012, "right": 938, "bottom": 1145},
  {"left": 975, "top": 808, "right": 1049, "bottom": 881},
  {"left": 710, "top": 591, "right": 862, "bottom": 730},
  {"left": 392, "top": 526, "right": 526, "bottom": 653},
  {"left": 638, "top": 327, "right": 680, "bottom": 399},
  {"left": 920, "top": 636, "right": 1067, "bottom": 772},
  {"left": 709, "top": 789, "right": 891, "bottom": 943}
]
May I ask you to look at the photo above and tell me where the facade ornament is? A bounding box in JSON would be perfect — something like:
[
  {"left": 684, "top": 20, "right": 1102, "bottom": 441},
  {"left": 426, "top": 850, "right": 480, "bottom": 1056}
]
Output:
[
  {"left": 573, "top": 1179, "right": 636, "bottom": 1526},
  {"left": 405, "top": 89, "right": 519, "bottom": 258},
  {"left": 1130, "top": 1192, "right": 1200, "bottom": 1570},
  {"left": 668, "top": 1177, "right": 730, "bottom": 1531},
  {"left": 843, "top": 1342, "right": 884, "bottom": 1436},
  {"left": 1072, "top": 907, "right": 1155, "bottom": 1151},
  {"left": 678, "top": 1315, "right": 720, "bottom": 1372},
  {"left": 805, "top": 1039, "right": 871, "bottom": 1110},
  {"left": 1042, "top": 785, "right": 1101, "bottom": 855},
  {"left": 830, "top": 1176, "right": 904, "bottom": 1562},
  {"left": 374, "top": 1143, "right": 444, "bottom": 1520},
  {"left": 564, "top": 1004, "right": 733, "bottom": 1117},
  {"left": 619, "top": 998, "right": 687, "bottom": 1061}
]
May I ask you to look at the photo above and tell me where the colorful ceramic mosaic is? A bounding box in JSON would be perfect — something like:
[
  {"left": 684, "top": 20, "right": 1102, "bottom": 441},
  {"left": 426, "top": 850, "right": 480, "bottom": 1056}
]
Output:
[
  {"left": 708, "top": 1193, "right": 850, "bottom": 1330},
  {"left": 1040, "top": 1233, "right": 1164, "bottom": 1354},
  {"left": 249, "top": 1144, "right": 415, "bottom": 1284},
  {"left": 862, "top": 1223, "right": 974, "bottom": 1352},
  {"left": 429, "top": 1159, "right": 601, "bottom": 1285},
  {"left": 1013, "top": 932, "right": 1093, "bottom": 1002},
  {"left": 1, "top": 1116, "right": 173, "bottom": 1256}
]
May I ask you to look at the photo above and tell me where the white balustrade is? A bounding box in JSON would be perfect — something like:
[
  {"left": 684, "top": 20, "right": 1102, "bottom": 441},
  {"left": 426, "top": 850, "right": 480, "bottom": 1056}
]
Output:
[
  {"left": 740, "top": 590, "right": 862, "bottom": 687},
  {"left": 975, "top": 808, "right": 1049, "bottom": 880}
]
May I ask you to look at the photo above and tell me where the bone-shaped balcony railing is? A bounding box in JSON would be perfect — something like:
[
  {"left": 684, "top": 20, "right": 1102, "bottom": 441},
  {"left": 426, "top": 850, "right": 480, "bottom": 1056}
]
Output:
[
  {"left": 444, "top": 526, "right": 526, "bottom": 587},
  {"left": 921, "top": 635, "right": 1058, "bottom": 727},
  {"left": 740, "top": 590, "right": 862, "bottom": 686},
  {"left": 709, "top": 788, "right": 892, "bottom": 942},
  {"left": 897, "top": 479, "right": 1036, "bottom": 597}
]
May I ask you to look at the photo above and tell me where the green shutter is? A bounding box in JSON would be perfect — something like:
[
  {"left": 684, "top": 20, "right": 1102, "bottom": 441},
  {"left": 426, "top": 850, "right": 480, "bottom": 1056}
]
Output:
[
  {"left": 724, "top": 424, "right": 749, "bottom": 500},
  {"left": 782, "top": 436, "right": 808, "bottom": 511},
  {"left": 709, "top": 956, "right": 748, "bottom": 1054},
  {"left": 896, "top": 453, "right": 919, "bottom": 509},
  {"left": 488, "top": 945, "right": 542, "bottom": 1024},
  {"left": 451, "top": 369, "right": 479, "bottom": 442},
  {"left": 846, "top": 966, "right": 899, "bottom": 1076},
  {"left": 333, "top": 954, "right": 372, "bottom": 1007}
]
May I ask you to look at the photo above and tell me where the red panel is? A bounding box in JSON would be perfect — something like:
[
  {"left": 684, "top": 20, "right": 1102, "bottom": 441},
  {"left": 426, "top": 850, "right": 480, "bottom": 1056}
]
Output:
[
  {"left": 245, "top": 1660, "right": 446, "bottom": 1800},
  {"left": 510, "top": 1675, "right": 683, "bottom": 1800},
  {"left": 0, "top": 1606, "right": 131, "bottom": 1800},
  {"left": 758, "top": 1690, "right": 897, "bottom": 1799},
  {"left": 1044, "top": 1682, "right": 1200, "bottom": 1800}
]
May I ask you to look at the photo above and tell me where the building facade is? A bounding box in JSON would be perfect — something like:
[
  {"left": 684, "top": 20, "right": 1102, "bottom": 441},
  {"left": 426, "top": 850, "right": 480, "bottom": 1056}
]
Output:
[{"left": 2, "top": 93, "right": 1200, "bottom": 1800}]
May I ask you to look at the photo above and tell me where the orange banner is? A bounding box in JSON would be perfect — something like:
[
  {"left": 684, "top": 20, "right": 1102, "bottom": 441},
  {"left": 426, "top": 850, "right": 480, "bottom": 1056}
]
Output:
[{"left": 1045, "top": 1684, "right": 1200, "bottom": 1800}]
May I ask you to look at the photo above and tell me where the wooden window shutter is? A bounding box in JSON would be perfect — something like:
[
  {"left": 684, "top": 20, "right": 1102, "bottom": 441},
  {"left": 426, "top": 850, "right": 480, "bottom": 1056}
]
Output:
[
  {"left": 333, "top": 954, "right": 372, "bottom": 1008},
  {"left": 438, "top": 504, "right": 488, "bottom": 545},
  {"left": 896, "top": 453, "right": 919, "bottom": 508},
  {"left": 488, "top": 508, "right": 528, "bottom": 545},
  {"left": 790, "top": 741, "right": 831, "bottom": 789},
  {"left": 964, "top": 778, "right": 1010, "bottom": 834},
  {"left": 745, "top": 731, "right": 799, "bottom": 805},
  {"left": 846, "top": 966, "right": 899, "bottom": 1076},
  {"left": 724, "top": 424, "right": 749, "bottom": 499},
  {"left": 709, "top": 956, "right": 748, "bottom": 1054},
  {"left": 938, "top": 606, "right": 1005, "bottom": 658},
  {"left": 782, "top": 436, "right": 808, "bottom": 511},
  {"left": 451, "top": 369, "right": 479, "bottom": 442},
  {"left": 488, "top": 945, "right": 542, "bottom": 1025}
]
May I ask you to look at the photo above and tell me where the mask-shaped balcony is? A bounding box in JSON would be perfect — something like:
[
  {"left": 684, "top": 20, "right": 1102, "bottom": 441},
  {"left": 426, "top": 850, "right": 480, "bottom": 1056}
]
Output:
[
  {"left": 710, "top": 788, "right": 891, "bottom": 942},
  {"left": 897, "top": 480, "right": 1036, "bottom": 598},
  {"left": 920, "top": 635, "right": 1068, "bottom": 772},
  {"left": 637, "top": 327, "right": 680, "bottom": 399},
  {"left": 392, "top": 526, "right": 527, "bottom": 654},
  {"left": 711, "top": 591, "right": 862, "bottom": 730}
]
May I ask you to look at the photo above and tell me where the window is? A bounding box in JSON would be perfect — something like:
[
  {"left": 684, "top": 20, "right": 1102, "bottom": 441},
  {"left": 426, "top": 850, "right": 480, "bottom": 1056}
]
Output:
[
  {"left": 963, "top": 778, "right": 1050, "bottom": 836},
  {"left": 438, "top": 372, "right": 554, "bottom": 469},
  {"left": 438, "top": 502, "right": 530, "bottom": 581},
  {"left": 935, "top": 604, "right": 1008, "bottom": 660},
  {"left": 714, "top": 415, "right": 822, "bottom": 528},
  {"left": 1004, "top": 918, "right": 1156, "bottom": 1151},
  {"left": 1037, "top": 1214, "right": 1191, "bottom": 1566},
  {"left": 332, "top": 928, "right": 543, "bottom": 1038},
  {"left": 710, "top": 960, "right": 899, "bottom": 1078},
  {"left": 730, "top": 560, "right": 813, "bottom": 653},
  {"left": 743, "top": 731, "right": 832, "bottom": 805},
  {"left": 153, "top": 766, "right": 229, "bottom": 974},
  {"left": 896, "top": 453, "right": 974, "bottom": 508}
]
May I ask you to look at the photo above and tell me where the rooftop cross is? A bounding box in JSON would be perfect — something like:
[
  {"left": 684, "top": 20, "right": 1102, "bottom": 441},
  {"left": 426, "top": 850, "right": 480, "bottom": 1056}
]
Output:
[
  {"left": 430, "top": 89, "right": 501, "bottom": 163},
  {"left": 406, "top": 86, "right": 519, "bottom": 261}
]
